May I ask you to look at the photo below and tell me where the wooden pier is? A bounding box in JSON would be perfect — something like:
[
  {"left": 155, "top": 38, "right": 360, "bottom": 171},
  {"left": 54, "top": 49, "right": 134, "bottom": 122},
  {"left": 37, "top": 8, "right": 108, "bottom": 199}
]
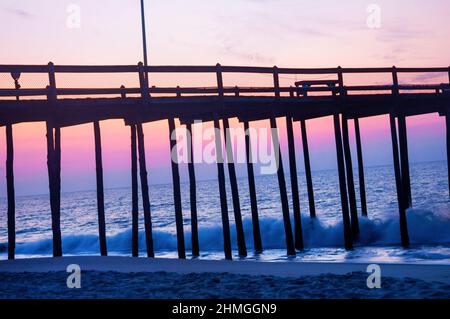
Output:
[{"left": 1, "top": 63, "right": 450, "bottom": 259}]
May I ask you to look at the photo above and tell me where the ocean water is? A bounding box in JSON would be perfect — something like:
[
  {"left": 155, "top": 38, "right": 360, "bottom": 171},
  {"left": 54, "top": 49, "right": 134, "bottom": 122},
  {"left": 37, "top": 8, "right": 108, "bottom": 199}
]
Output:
[{"left": 1, "top": 161, "right": 450, "bottom": 263}]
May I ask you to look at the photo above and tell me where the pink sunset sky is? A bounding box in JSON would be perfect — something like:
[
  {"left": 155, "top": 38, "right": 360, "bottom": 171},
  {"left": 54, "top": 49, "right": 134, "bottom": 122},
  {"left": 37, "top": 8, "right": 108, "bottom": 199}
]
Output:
[{"left": 0, "top": 0, "right": 449, "bottom": 196}]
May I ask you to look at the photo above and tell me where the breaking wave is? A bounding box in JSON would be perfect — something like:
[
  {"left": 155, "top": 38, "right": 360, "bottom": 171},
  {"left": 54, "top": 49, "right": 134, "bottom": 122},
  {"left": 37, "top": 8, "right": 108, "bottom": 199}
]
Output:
[{"left": 2, "top": 209, "right": 450, "bottom": 256}]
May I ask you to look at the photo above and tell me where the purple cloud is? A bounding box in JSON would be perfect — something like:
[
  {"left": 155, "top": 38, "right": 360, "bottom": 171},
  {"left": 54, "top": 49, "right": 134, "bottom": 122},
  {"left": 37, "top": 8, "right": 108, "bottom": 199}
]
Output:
[{"left": 3, "top": 7, "right": 35, "bottom": 19}]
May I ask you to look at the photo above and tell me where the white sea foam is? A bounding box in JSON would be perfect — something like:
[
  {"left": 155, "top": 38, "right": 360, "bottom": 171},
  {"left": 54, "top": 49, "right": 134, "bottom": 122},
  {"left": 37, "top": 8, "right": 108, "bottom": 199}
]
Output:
[{"left": 3, "top": 209, "right": 449, "bottom": 256}]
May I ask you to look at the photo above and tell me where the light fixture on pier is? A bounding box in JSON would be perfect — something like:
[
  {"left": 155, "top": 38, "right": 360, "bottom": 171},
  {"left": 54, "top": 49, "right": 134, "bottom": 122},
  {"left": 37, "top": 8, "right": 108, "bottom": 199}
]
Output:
[
  {"left": 10, "top": 71, "right": 21, "bottom": 101},
  {"left": 10, "top": 71, "right": 21, "bottom": 90}
]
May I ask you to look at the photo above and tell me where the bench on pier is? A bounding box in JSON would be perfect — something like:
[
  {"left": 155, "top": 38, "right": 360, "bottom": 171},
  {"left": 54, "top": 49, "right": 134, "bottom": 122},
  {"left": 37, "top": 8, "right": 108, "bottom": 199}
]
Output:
[{"left": 294, "top": 79, "right": 340, "bottom": 96}]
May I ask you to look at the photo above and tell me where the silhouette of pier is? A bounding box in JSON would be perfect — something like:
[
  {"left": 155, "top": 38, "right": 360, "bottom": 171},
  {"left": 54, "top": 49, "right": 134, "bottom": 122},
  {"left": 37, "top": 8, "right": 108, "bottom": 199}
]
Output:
[{"left": 1, "top": 63, "right": 450, "bottom": 260}]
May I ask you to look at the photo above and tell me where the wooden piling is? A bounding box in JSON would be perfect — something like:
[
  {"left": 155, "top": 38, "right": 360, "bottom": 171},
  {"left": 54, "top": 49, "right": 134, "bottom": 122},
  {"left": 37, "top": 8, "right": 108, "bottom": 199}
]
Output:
[
  {"left": 168, "top": 118, "right": 186, "bottom": 259},
  {"left": 46, "top": 62, "right": 62, "bottom": 257},
  {"left": 333, "top": 114, "right": 353, "bottom": 250},
  {"left": 335, "top": 68, "right": 353, "bottom": 249},
  {"left": 342, "top": 116, "right": 360, "bottom": 237},
  {"left": 186, "top": 122, "right": 200, "bottom": 257},
  {"left": 223, "top": 117, "right": 247, "bottom": 257},
  {"left": 6, "top": 79, "right": 21, "bottom": 260},
  {"left": 135, "top": 124, "right": 154, "bottom": 258},
  {"left": 300, "top": 120, "right": 316, "bottom": 218},
  {"left": 447, "top": 68, "right": 450, "bottom": 198},
  {"left": 46, "top": 123, "right": 63, "bottom": 257},
  {"left": 55, "top": 127, "right": 62, "bottom": 256},
  {"left": 136, "top": 68, "right": 156, "bottom": 258},
  {"left": 354, "top": 118, "right": 368, "bottom": 216},
  {"left": 235, "top": 88, "right": 260, "bottom": 253},
  {"left": 272, "top": 67, "right": 296, "bottom": 256},
  {"left": 286, "top": 116, "right": 304, "bottom": 250},
  {"left": 54, "top": 126, "right": 61, "bottom": 220},
  {"left": 389, "top": 114, "right": 410, "bottom": 247},
  {"left": 130, "top": 124, "right": 139, "bottom": 257},
  {"left": 397, "top": 115, "right": 412, "bottom": 208},
  {"left": 270, "top": 117, "right": 296, "bottom": 256},
  {"left": 214, "top": 116, "right": 233, "bottom": 260},
  {"left": 121, "top": 88, "right": 138, "bottom": 257},
  {"left": 6, "top": 124, "right": 15, "bottom": 260},
  {"left": 243, "top": 121, "right": 263, "bottom": 253},
  {"left": 447, "top": 114, "right": 450, "bottom": 198},
  {"left": 215, "top": 64, "right": 233, "bottom": 260},
  {"left": 392, "top": 67, "right": 412, "bottom": 208},
  {"left": 93, "top": 121, "right": 107, "bottom": 256}
]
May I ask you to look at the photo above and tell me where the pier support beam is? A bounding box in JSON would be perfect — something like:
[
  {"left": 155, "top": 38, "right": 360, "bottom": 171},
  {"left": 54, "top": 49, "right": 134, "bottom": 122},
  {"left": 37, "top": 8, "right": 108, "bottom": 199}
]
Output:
[
  {"left": 136, "top": 68, "right": 155, "bottom": 258},
  {"left": 389, "top": 114, "right": 410, "bottom": 247},
  {"left": 243, "top": 121, "right": 263, "bottom": 253},
  {"left": 168, "top": 118, "right": 186, "bottom": 259},
  {"left": 354, "top": 118, "right": 368, "bottom": 216},
  {"left": 130, "top": 124, "right": 139, "bottom": 257},
  {"left": 272, "top": 67, "right": 295, "bottom": 256},
  {"left": 286, "top": 116, "right": 304, "bottom": 250},
  {"left": 342, "top": 116, "right": 360, "bottom": 238},
  {"left": 223, "top": 118, "right": 247, "bottom": 257},
  {"left": 46, "top": 123, "right": 62, "bottom": 257},
  {"left": 300, "top": 120, "right": 316, "bottom": 218},
  {"left": 136, "top": 123, "right": 155, "bottom": 258},
  {"left": 54, "top": 126, "right": 62, "bottom": 257},
  {"left": 270, "top": 116, "right": 296, "bottom": 256},
  {"left": 6, "top": 124, "right": 15, "bottom": 260},
  {"left": 215, "top": 65, "right": 232, "bottom": 259},
  {"left": 391, "top": 67, "right": 412, "bottom": 209},
  {"left": 93, "top": 121, "right": 107, "bottom": 256},
  {"left": 447, "top": 68, "right": 450, "bottom": 197},
  {"left": 333, "top": 114, "right": 353, "bottom": 250},
  {"left": 214, "top": 117, "right": 232, "bottom": 260},
  {"left": 46, "top": 62, "right": 62, "bottom": 257},
  {"left": 447, "top": 114, "right": 450, "bottom": 198},
  {"left": 186, "top": 122, "right": 199, "bottom": 257},
  {"left": 398, "top": 115, "right": 412, "bottom": 208},
  {"left": 55, "top": 127, "right": 61, "bottom": 231}
]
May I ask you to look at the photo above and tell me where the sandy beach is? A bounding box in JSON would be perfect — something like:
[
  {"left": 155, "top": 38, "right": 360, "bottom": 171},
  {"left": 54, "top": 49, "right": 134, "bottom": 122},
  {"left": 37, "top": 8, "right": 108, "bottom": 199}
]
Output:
[
  {"left": 1, "top": 256, "right": 450, "bottom": 282},
  {"left": 1, "top": 257, "right": 449, "bottom": 299}
]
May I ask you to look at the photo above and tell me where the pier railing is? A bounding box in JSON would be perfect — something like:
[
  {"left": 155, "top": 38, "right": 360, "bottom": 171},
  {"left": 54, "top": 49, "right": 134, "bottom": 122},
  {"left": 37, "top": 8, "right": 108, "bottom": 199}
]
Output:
[{"left": 0, "top": 64, "right": 449, "bottom": 98}]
